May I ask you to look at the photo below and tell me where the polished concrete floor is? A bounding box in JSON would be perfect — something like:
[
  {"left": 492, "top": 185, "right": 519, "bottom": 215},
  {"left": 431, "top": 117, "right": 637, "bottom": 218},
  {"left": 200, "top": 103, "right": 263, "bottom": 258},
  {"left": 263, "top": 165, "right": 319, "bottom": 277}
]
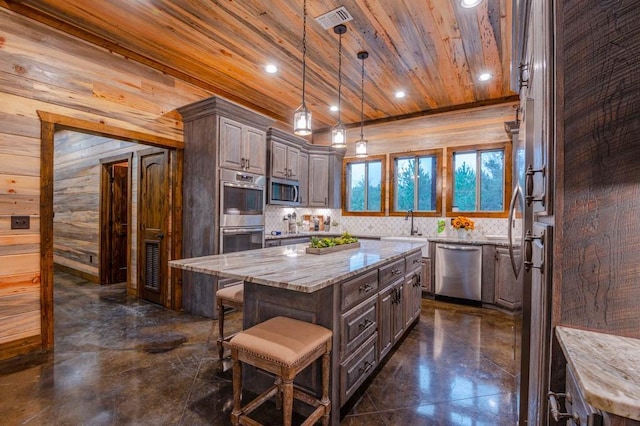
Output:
[{"left": 0, "top": 272, "right": 521, "bottom": 425}]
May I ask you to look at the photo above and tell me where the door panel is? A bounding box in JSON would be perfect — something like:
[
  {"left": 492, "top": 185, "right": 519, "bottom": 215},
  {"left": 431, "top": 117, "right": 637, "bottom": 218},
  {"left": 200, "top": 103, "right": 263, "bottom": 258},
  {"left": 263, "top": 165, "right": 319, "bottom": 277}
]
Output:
[
  {"left": 110, "top": 163, "right": 129, "bottom": 283},
  {"left": 139, "top": 150, "right": 169, "bottom": 305}
]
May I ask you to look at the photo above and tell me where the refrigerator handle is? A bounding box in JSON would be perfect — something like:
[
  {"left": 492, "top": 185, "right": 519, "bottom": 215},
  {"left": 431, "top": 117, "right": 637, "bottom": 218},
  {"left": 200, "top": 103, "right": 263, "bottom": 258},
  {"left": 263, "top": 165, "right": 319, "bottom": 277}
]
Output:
[{"left": 508, "top": 185, "right": 521, "bottom": 277}]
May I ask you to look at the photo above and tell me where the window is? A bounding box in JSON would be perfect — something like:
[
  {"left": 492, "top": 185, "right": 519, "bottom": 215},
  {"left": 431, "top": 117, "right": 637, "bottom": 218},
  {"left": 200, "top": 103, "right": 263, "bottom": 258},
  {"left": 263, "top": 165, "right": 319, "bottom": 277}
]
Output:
[
  {"left": 446, "top": 143, "right": 511, "bottom": 217},
  {"left": 390, "top": 150, "right": 442, "bottom": 216},
  {"left": 342, "top": 155, "right": 385, "bottom": 215}
]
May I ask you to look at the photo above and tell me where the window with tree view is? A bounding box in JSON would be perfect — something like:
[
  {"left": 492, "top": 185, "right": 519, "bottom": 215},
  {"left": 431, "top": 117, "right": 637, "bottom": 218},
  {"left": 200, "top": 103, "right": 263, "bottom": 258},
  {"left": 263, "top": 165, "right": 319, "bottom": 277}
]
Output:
[
  {"left": 344, "top": 158, "right": 383, "bottom": 213},
  {"left": 392, "top": 151, "right": 440, "bottom": 214},
  {"left": 452, "top": 148, "right": 505, "bottom": 212}
]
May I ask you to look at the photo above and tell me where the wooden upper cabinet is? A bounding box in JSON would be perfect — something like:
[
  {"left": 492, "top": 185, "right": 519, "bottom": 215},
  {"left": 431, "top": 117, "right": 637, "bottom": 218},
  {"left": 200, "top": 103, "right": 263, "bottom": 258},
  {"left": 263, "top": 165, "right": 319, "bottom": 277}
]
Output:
[
  {"left": 244, "top": 126, "right": 267, "bottom": 175},
  {"left": 286, "top": 146, "right": 300, "bottom": 180},
  {"left": 270, "top": 140, "right": 299, "bottom": 180},
  {"left": 219, "top": 117, "right": 244, "bottom": 171},
  {"left": 219, "top": 116, "right": 266, "bottom": 175},
  {"left": 308, "top": 153, "right": 329, "bottom": 206}
]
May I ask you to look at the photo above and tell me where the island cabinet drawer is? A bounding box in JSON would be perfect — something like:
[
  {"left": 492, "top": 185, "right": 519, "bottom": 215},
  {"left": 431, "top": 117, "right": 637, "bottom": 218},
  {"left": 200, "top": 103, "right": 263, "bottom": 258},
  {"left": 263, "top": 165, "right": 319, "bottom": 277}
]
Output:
[
  {"left": 405, "top": 251, "right": 423, "bottom": 271},
  {"left": 340, "top": 332, "right": 378, "bottom": 405},
  {"left": 564, "top": 363, "right": 603, "bottom": 426},
  {"left": 341, "top": 269, "right": 379, "bottom": 311},
  {"left": 340, "top": 296, "right": 378, "bottom": 358},
  {"left": 379, "top": 258, "right": 405, "bottom": 288}
]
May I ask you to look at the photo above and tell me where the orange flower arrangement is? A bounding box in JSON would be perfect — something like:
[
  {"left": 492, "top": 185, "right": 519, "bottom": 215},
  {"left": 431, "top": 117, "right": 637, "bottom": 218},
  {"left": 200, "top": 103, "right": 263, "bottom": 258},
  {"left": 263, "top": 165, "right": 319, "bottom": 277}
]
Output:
[{"left": 451, "top": 216, "right": 475, "bottom": 231}]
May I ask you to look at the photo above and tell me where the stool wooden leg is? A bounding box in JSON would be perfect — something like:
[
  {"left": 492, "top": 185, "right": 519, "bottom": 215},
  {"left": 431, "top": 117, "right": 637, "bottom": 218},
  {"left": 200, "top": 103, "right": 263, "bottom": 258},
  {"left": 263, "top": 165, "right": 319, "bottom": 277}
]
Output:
[
  {"left": 281, "top": 377, "right": 294, "bottom": 426},
  {"left": 217, "top": 298, "right": 225, "bottom": 360},
  {"left": 230, "top": 348, "right": 242, "bottom": 426},
  {"left": 321, "top": 349, "right": 331, "bottom": 426},
  {"left": 274, "top": 376, "right": 282, "bottom": 410}
]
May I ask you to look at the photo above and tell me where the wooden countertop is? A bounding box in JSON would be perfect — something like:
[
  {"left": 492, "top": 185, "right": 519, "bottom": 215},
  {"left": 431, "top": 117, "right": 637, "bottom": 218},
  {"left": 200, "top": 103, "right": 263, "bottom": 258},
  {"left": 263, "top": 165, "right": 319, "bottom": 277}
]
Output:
[
  {"left": 556, "top": 326, "right": 640, "bottom": 421},
  {"left": 169, "top": 240, "right": 423, "bottom": 293}
]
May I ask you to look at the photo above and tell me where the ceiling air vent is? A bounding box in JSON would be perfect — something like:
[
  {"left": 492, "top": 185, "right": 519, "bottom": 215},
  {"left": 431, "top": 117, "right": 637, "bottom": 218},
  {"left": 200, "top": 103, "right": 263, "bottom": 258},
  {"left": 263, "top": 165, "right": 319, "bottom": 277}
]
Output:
[{"left": 315, "top": 6, "right": 354, "bottom": 30}]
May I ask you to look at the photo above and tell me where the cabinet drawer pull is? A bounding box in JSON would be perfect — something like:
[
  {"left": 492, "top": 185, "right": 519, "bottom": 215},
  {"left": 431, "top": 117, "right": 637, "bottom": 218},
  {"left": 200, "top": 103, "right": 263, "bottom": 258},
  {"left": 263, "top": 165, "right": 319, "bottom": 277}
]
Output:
[
  {"left": 413, "top": 258, "right": 422, "bottom": 264},
  {"left": 391, "top": 268, "right": 401, "bottom": 275},
  {"left": 359, "top": 283, "right": 373, "bottom": 293},
  {"left": 412, "top": 272, "right": 421, "bottom": 287},
  {"left": 358, "top": 361, "right": 374, "bottom": 375},
  {"left": 358, "top": 319, "right": 373, "bottom": 330},
  {"left": 547, "top": 392, "right": 576, "bottom": 423}
]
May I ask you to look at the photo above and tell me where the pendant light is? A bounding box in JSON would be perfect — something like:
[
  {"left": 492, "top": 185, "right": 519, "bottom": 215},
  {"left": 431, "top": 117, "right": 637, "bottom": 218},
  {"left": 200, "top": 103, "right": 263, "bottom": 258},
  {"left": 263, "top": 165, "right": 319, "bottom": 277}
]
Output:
[
  {"left": 293, "top": 0, "right": 312, "bottom": 136},
  {"left": 355, "top": 51, "right": 369, "bottom": 157},
  {"left": 331, "top": 24, "right": 347, "bottom": 149}
]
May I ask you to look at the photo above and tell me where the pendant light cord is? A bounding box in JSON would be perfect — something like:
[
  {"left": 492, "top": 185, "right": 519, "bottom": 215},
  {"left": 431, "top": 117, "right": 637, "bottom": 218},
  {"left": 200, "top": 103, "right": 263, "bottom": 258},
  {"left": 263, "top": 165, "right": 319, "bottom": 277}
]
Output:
[
  {"left": 301, "top": 0, "right": 307, "bottom": 106},
  {"left": 337, "top": 31, "right": 342, "bottom": 124},
  {"left": 360, "top": 55, "right": 365, "bottom": 139}
]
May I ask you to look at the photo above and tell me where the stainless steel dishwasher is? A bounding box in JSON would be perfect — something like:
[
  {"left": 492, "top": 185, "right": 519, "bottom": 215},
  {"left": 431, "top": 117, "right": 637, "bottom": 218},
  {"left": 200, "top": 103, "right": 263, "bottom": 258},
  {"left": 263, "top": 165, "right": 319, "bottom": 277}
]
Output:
[{"left": 435, "top": 243, "right": 482, "bottom": 301}]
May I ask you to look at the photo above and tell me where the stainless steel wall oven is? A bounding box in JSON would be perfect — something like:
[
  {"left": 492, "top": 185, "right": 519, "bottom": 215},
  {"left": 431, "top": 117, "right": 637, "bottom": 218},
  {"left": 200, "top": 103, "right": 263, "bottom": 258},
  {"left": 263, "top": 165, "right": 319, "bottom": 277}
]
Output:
[{"left": 219, "top": 169, "right": 265, "bottom": 253}]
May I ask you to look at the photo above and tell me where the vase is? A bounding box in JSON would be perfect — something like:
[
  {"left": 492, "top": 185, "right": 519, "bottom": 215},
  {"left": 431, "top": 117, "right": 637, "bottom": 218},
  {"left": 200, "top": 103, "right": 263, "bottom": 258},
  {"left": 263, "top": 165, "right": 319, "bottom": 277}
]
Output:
[{"left": 456, "top": 229, "right": 470, "bottom": 240}]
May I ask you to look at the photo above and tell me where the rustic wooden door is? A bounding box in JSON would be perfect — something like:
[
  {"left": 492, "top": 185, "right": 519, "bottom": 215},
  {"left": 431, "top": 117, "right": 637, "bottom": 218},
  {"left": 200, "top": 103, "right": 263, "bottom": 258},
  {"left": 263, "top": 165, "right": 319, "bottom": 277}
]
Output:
[
  {"left": 138, "top": 150, "right": 169, "bottom": 305},
  {"left": 100, "top": 157, "right": 131, "bottom": 286},
  {"left": 109, "top": 162, "right": 129, "bottom": 283}
]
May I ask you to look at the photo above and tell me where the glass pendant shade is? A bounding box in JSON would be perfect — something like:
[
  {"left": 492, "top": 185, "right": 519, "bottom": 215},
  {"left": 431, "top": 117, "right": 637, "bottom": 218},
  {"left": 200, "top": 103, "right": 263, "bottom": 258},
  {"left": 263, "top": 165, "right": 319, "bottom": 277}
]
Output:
[
  {"left": 355, "top": 138, "right": 368, "bottom": 157},
  {"left": 331, "top": 122, "right": 347, "bottom": 148},
  {"left": 293, "top": 103, "right": 312, "bottom": 136}
]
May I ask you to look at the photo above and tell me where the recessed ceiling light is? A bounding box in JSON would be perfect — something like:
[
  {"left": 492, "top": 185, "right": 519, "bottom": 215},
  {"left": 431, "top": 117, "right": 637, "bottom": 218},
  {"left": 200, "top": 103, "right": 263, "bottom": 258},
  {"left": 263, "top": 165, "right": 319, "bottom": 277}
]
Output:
[
  {"left": 394, "top": 91, "right": 406, "bottom": 99},
  {"left": 478, "top": 72, "right": 493, "bottom": 81},
  {"left": 264, "top": 64, "right": 278, "bottom": 74},
  {"left": 330, "top": 105, "right": 339, "bottom": 112},
  {"left": 460, "top": 0, "right": 483, "bottom": 8}
]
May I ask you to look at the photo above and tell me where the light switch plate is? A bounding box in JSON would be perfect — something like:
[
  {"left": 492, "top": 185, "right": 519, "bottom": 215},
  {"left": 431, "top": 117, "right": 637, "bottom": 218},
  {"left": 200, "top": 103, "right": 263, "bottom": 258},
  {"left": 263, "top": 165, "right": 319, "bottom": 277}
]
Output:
[{"left": 11, "top": 216, "right": 30, "bottom": 229}]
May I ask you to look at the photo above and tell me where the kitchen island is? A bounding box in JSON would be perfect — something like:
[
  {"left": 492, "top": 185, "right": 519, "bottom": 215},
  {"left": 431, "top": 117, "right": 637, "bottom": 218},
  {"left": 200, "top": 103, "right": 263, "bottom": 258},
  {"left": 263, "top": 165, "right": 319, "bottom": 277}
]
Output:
[{"left": 169, "top": 240, "right": 424, "bottom": 425}]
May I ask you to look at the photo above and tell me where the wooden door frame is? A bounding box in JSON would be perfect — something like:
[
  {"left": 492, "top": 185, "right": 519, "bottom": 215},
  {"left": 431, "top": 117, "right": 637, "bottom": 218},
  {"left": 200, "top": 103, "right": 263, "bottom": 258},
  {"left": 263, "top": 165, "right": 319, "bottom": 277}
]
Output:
[
  {"left": 99, "top": 153, "right": 133, "bottom": 286},
  {"left": 38, "top": 111, "right": 184, "bottom": 350}
]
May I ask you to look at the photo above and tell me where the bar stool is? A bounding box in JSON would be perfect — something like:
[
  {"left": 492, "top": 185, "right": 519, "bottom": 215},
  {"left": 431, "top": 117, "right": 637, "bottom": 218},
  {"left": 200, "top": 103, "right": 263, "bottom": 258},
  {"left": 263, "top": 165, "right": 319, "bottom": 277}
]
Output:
[
  {"left": 229, "top": 316, "right": 332, "bottom": 426},
  {"left": 216, "top": 283, "right": 244, "bottom": 360}
]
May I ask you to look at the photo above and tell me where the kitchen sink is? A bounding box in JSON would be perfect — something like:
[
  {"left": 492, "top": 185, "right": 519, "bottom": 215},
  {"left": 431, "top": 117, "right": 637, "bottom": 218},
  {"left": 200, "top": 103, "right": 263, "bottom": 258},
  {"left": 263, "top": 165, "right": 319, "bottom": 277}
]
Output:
[{"left": 380, "top": 236, "right": 429, "bottom": 257}]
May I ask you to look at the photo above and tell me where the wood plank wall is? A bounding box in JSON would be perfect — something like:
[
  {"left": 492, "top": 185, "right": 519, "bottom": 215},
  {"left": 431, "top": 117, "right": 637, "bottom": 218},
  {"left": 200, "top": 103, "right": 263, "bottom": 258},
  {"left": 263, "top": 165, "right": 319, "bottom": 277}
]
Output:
[
  {"left": 53, "top": 130, "right": 148, "bottom": 287},
  {"left": 555, "top": 0, "right": 640, "bottom": 337},
  {"left": 0, "top": 7, "right": 208, "bottom": 359}
]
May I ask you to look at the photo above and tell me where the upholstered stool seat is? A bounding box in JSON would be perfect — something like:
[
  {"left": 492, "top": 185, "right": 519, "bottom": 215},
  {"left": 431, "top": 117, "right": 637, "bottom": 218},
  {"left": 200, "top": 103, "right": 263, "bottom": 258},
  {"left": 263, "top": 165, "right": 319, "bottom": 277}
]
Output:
[
  {"left": 216, "top": 283, "right": 244, "bottom": 359},
  {"left": 230, "top": 316, "right": 332, "bottom": 426}
]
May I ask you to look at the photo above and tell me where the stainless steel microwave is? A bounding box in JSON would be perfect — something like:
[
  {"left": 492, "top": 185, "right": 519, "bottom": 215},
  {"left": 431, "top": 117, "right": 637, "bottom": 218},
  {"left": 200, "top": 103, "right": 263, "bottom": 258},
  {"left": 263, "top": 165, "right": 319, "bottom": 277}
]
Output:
[{"left": 268, "top": 178, "right": 300, "bottom": 206}]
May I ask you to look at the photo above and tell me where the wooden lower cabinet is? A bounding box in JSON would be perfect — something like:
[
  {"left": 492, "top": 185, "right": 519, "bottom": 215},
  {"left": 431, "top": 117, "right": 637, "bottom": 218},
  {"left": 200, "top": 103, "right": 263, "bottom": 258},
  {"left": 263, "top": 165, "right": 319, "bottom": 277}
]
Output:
[
  {"left": 494, "top": 247, "right": 522, "bottom": 310},
  {"left": 421, "top": 257, "right": 432, "bottom": 293},
  {"left": 404, "top": 268, "right": 422, "bottom": 328},
  {"left": 340, "top": 333, "right": 378, "bottom": 405},
  {"left": 340, "top": 296, "right": 378, "bottom": 358}
]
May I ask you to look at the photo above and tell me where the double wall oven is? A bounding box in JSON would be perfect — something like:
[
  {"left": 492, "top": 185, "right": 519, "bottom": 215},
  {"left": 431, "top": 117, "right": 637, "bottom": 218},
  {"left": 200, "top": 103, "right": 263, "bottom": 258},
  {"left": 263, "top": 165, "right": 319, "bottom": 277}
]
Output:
[{"left": 219, "top": 169, "right": 265, "bottom": 254}]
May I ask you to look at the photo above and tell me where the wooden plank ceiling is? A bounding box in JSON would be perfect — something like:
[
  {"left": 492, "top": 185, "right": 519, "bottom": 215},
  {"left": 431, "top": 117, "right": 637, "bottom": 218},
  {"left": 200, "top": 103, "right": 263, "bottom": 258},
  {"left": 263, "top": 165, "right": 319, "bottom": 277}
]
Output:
[{"left": 2, "top": 0, "right": 516, "bottom": 131}]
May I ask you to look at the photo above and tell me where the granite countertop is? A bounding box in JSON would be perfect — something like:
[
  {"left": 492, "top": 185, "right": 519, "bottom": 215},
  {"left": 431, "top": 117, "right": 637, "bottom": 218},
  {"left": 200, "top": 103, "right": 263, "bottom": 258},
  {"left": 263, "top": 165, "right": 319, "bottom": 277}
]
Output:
[
  {"left": 265, "top": 231, "right": 514, "bottom": 248},
  {"left": 556, "top": 326, "right": 640, "bottom": 421},
  {"left": 169, "top": 239, "right": 423, "bottom": 293},
  {"left": 265, "top": 231, "right": 382, "bottom": 240}
]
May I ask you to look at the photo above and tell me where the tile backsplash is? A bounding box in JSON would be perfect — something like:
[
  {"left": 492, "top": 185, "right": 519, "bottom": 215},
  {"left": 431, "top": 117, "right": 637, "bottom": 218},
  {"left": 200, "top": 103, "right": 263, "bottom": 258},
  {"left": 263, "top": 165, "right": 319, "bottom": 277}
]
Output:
[{"left": 265, "top": 205, "right": 511, "bottom": 238}]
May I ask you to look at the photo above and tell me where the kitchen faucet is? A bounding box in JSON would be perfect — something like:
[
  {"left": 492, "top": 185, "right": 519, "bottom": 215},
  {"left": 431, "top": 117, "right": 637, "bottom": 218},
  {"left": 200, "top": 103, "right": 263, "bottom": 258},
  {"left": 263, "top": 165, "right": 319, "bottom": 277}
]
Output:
[{"left": 405, "top": 209, "right": 420, "bottom": 236}]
